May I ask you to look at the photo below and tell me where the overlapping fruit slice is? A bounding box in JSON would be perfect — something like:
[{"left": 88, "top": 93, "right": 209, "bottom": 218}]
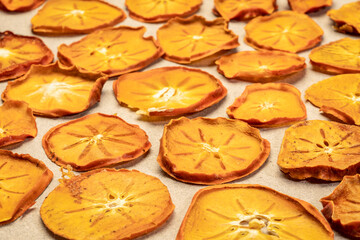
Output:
[
  {"left": 227, "top": 83, "right": 306, "bottom": 127},
  {"left": 113, "top": 67, "right": 227, "bottom": 117},
  {"left": 125, "top": 0, "right": 202, "bottom": 23},
  {"left": 177, "top": 184, "right": 334, "bottom": 239},
  {"left": 309, "top": 38, "right": 360, "bottom": 74},
  {"left": 41, "top": 169, "right": 174, "bottom": 240},
  {"left": 157, "top": 15, "right": 239, "bottom": 64},
  {"left": 0, "top": 0, "right": 44, "bottom": 12},
  {"left": 0, "top": 31, "right": 53, "bottom": 82},
  {"left": 278, "top": 120, "right": 360, "bottom": 181},
  {"left": 305, "top": 74, "right": 360, "bottom": 125},
  {"left": 327, "top": 2, "right": 360, "bottom": 34},
  {"left": 215, "top": 51, "right": 306, "bottom": 82},
  {"left": 245, "top": 11, "right": 323, "bottom": 53},
  {"left": 288, "top": 0, "right": 332, "bottom": 14},
  {"left": 31, "top": 0, "right": 126, "bottom": 35},
  {"left": 0, "top": 149, "right": 53, "bottom": 225},
  {"left": 1, "top": 62, "right": 107, "bottom": 117},
  {"left": 58, "top": 26, "right": 163, "bottom": 77},
  {"left": 157, "top": 117, "right": 270, "bottom": 185}
]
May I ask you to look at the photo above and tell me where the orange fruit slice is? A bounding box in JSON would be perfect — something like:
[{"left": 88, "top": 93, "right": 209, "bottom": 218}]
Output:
[
  {"left": 278, "top": 120, "right": 360, "bottom": 181},
  {"left": 309, "top": 38, "right": 360, "bottom": 74},
  {"left": 58, "top": 26, "right": 163, "bottom": 77},
  {"left": 0, "top": 100, "right": 37, "bottom": 147},
  {"left": 177, "top": 184, "right": 334, "bottom": 240},
  {"left": 41, "top": 168, "right": 174, "bottom": 240},
  {"left": 157, "top": 117, "right": 270, "bottom": 185},
  {"left": 113, "top": 66, "right": 227, "bottom": 117},
  {"left": 31, "top": 0, "right": 126, "bottom": 35},
  {"left": 0, "top": 149, "right": 53, "bottom": 225},
  {"left": 125, "top": 0, "right": 202, "bottom": 23},
  {"left": 288, "top": 0, "right": 332, "bottom": 14},
  {"left": 215, "top": 50, "right": 306, "bottom": 82},
  {"left": 1, "top": 62, "right": 107, "bottom": 118},
  {"left": 42, "top": 113, "right": 151, "bottom": 171},
  {"left": 0, "top": 0, "right": 44, "bottom": 12},
  {"left": 305, "top": 74, "right": 360, "bottom": 125},
  {"left": 157, "top": 15, "right": 239, "bottom": 64},
  {"left": 245, "top": 11, "right": 323, "bottom": 53},
  {"left": 227, "top": 83, "right": 306, "bottom": 128},
  {"left": 328, "top": 2, "right": 360, "bottom": 35},
  {"left": 0, "top": 31, "right": 53, "bottom": 82}
]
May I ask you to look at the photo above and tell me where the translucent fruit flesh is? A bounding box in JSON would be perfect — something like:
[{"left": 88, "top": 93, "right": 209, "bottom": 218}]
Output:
[
  {"left": 0, "top": 0, "right": 45, "bottom": 12},
  {"left": 327, "top": 2, "right": 360, "bottom": 34},
  {"left": 288, "top": 0, "right": 332, "bottom": 14}
]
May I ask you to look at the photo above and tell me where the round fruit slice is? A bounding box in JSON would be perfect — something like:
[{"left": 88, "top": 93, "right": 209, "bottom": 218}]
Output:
[
  {"left": 245, "top": 11, "right": 323, "bottom": 53},
  {"left": 0, "top": 149, "right": 53, "bottom": 225},
  {"left": 31, "top": 0, "right": 126, "bottom": 35},
  {"left": 58, "top": 26, "right": 163, "bottom": 77},
  {"left": 227, "top": 83, "right": 306, "bottom": 127},
  {"left": 43, "top": 113, "right": 151, "bottom": 171},
  {"left": 278, "top": 120, "right": 360, "bottom": 181},
  {"left": 157, "top": 117, "right": 270, "bottom": 185},
  {"left": 0, "top": 100, "right": 37, "bottom": 147},
  {"left": 309, "top": 38, "right": 360, "bottom": 74},
  {"left": 327, "top": 2, "right": 360, "bottom": 35},
  {"left": 0, "top": 31, "right": 53, "bottom": 82},
  {"left": 215, "top": 51, "right": 306, "bottom": 82},
  {"left": 288, "top": 0, "right": 332, "bottom": 14},
  {"left": 0, "top": 0, "right": 44, "bottom": 12},
  {"left": 125, "top": 0, "right": 202, "bottom": 23},
  {"left": 157, "top": 15, "right": 239, "bottom": 64},
  {"left": 2, "top": 62, "right": 107, "bottom": 117},
  {"left": 41, "top": 169, "right": 174, "bottom": 240},
  {"left": 177, "top": 184, "right": 334, "bottom": 240},
  {"left": 113, "top": 67, "right": 227, "bottom": 117}
]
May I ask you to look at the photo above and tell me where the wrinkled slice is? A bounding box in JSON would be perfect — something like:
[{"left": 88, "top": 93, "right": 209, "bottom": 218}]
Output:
[
  {"left": 177, "top": 184, "right": 334, "bottom": 240},
  {"left": 58, "top": 26, "right": 163, "bottom": 77},
  {"left": 288, "top": 0, "right": 332, "bottom": 14},
  {"left": 0, "top": 31, "right": 53, "bottom": 82},
  {"left": 31, "top": 0, "right": 126, "bottom": 35},
  {"left": 278, "top": 120, "right": 360, "bottom": 181},
  {"left": 245, "top": 11, "right": 323, "bottom": 53},
  {"left": 227, "top": 83, "right": 306, "bottom": 127},
  {"left": 216, "top": 51, "right": 306, "bottom": 82},
  {"left": 41, "top": 169, "right": 174, "bottom": 240},
  {"left": 126, "top": 0, "right": 202, "bottom": 23},
  {"left": 0, "top": 0, "right": 44, "bottom": 12},
  {"left": 0, "top": 149, "right": 53, "bottom": 225},
  {"left": 305, "top": 74, "right": 360, "bottom": 125},
  {"left": 113, "top": 67, "right": 227, "bottom": 117},
  {"left": 309, "top": 38, "right": 360, "bottom": 74},
  {"left": 2, "top": 62, "right": 107, "bottom": 117},
  {"left": 157, "top": 15, "right": 239, "bottom": 64},
  {"left": 157, "top": 117, "right": 270, "bottom": 185},
  {"left": 327, "top": 2, "right": 360, "bottom": 35}
]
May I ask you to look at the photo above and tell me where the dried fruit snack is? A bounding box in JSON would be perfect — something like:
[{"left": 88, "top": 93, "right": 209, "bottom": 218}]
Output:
[
  {"left": 31, "top": 0, "right": 126, "bottom": 35},
  {"left": 309, "top": 38, "right": 360, "bottom": 74},
  {"left": 125, "top": 0, "right": 202, "bottom": 23},
  {"left": 0, "top": 100, "right": 37, "bottom": 147},
  {"left": 177, "top": 184, "right": 334, "bottom": 239},
  {"left": 43, "top": 113, "right": 151, "bottom": 171},
  {"left": 157, "top": 117, "right": 270, "bottom": 185},
  {"left": 215, "top": 50, "right": 306, "bottom": 82},
  {"left": 0, "top": 0, "right": 44, "bottom": 12},
  {"left": 245, "top": 11, "right": 323, "bottom": 53},
  {"left": 0, "top": 31, "right": 53, "bottom": 82},
  {"left": 0, "top": 149, "right": 53, "bottom": 225},
  {"left": 58, "top": 26, "right": 163, "bottom": 77},
  {"left": 327, "top": 1, "right": 360, "bottom": 35},
  {"left": 113, "top": 67, "right": 227, "bottom": 117},
  {"left": 288, "top": 0, "right": 332, "bottom": 14},
  {"left": 2, "top": 62, "right": 107, "bottom": 118},
  {"left": 41, "top": 168, "right": 174, "bottom": 240},
  {"left": 157, "top": 15, "right": 239, "bottom": 64},
  {"left": 227, "top": 83, "right": 307, "bottom": 127}
]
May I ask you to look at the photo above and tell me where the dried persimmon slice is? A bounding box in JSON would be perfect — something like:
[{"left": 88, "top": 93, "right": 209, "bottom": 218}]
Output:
[
  {"left": 41, "top": 168, "right": 174, "bottom": 240},
  {"left": 177, "top": 184, "right": 334, "bottom": 239},
  {"left": 31, "top": 0, "right": 126, "bottom": 35},
  {"left": 58, "top": 26, "right": 163, "bottom": 77},
  {"left": 0, "top": 31, "right": 53, "bottom": 82},
  {"left": 327, "top": 2, "right": 360, "bottom": 35},
  {"left": 245, "top": 11, "right": 323, "bottom": 53},
  {"left": 113, "top": 67, "right": 227, "bottom": 117},
  {"left": 157, "top": 15, "right": 239, "bottom": 64},
  {"left": 288, "top": 0, "right": 332, "bottom": 14},
  {"left": 215, "top": 50, "right": 306, "bottom": 82},
  {"left": 0, "top": 149, "right": 53, "bottom": 225},
  {"left": 0, "top": 0, "right": 44, "bottom": 12},
  {"left": 1, "top": 62, "right": 107, "bottom": 118},
  {"left": 157, "top": 117, "right": 270, "bottom": 185}
]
